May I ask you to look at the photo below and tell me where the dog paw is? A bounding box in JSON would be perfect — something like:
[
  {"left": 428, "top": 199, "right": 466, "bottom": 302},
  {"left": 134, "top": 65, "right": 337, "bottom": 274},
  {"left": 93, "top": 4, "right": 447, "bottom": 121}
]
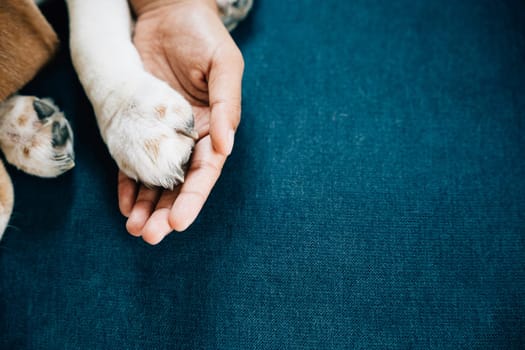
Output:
[
  {"left": 0, "top": 96, "right": 74, "bottom": 177},
  {"left": 100, "top": 74, "right": 198, "bottom": 189},
  {"left": 217, "top": 0, "right": 253, "bottom": 30}
]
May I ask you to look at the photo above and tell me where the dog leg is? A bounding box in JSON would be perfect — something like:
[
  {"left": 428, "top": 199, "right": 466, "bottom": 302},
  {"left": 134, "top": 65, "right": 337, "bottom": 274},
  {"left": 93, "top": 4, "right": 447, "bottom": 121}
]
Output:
[
  {"left": 0, "top": 95, "right": 74, "bottom": 177},
  {"left": 0, "top": 159, "right": 13, "bottom": 240},
  {"left": 66, "top": 0, "right": 197, "bottom": 189}
]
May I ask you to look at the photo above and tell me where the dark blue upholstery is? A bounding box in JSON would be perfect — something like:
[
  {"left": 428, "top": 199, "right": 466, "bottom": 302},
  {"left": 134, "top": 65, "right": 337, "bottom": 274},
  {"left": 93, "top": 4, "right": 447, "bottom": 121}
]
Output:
[{"left": 1, "top": 0, "right": 524, "bottom": 348}]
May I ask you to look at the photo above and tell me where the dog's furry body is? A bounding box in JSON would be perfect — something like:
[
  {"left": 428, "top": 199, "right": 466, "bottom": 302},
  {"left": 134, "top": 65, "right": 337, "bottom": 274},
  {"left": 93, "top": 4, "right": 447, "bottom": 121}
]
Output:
[{"left": 0, "top": 0, "right": 252, "bottom": 240}]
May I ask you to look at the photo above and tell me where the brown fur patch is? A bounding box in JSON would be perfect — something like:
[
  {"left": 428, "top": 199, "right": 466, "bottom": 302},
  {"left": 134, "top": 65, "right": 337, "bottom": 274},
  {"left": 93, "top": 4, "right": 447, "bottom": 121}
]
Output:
[
  {"left": 17, "top": 114, "right": 28, "bottom": 126},
  {"left": 155, "top": 105, "right": 167, "bottom": 118},
  {"left": 0, "top": 0, "right": 59, "bottom": 101},
  {"left": 23, "top": 146, "right": 30, "bottom": 157},
  {"left": 31, "top": 139, "right": 40, "bottom": 148},
  {"left": 144, "top": 139, "right": 160, "bottom": 160},
  {"left": 7, "top": 132, "right": 20, "bottom": 143},
  {"left": 120, "top": 160, "right": 130, "bottom": 171},
  {"left": 172, "top": 104, "right": 184, "bottom": 115}
]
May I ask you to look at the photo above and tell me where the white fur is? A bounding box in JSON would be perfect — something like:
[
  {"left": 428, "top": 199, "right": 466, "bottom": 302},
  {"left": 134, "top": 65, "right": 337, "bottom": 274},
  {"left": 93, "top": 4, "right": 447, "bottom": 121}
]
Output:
[
  {"left": 0, "top": 161, "right": 13, "bottom": 241},
  {"left": 65, "top": 0, "right": 252, "bottom": 188},
  {"left": 0, "top": 96, "right": 74, "bottom": 177},
  {"left": 66, "top": 0, "right": 196, "bottom": 189},
  {"left": 0, "top": 0, "right": 253, "bottom": 239},
  {"left": 0, "top": 95, "right": 74, "bottom": 238}
]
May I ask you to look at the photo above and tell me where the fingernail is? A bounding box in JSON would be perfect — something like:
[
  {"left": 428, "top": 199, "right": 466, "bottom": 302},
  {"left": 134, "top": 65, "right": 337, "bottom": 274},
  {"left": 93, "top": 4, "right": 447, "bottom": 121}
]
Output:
[{"left": 227, "top": 130, "right": 235, "bottom": 155}]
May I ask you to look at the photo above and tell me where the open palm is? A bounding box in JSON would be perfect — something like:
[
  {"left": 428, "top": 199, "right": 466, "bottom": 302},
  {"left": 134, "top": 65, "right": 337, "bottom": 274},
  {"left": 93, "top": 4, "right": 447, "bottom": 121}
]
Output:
[{"left": 119, "top": 1, "right": 244, "bottom": 244}]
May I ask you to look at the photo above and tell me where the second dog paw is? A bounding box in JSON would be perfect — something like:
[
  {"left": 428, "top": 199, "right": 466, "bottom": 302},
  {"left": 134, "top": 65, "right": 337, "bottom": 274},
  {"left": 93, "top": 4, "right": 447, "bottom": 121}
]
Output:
[
  {"left": 217, "top": 0, "right": 253, "bottom": 30},
  {"left": 0, "top": 96, "right": 75, "bottom": 177}
]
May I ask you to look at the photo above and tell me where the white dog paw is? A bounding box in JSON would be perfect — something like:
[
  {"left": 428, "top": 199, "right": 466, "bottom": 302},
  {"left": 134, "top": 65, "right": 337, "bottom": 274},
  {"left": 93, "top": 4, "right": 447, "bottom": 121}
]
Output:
[
  {"left": 101, "top": 74, "right": 198, "bottom": 189},
  {"left": 217, "top": 0, "right": 253, "bottom": 30},
  {"left": 0, "top": 96, "right": 75, "bottom": 177}
]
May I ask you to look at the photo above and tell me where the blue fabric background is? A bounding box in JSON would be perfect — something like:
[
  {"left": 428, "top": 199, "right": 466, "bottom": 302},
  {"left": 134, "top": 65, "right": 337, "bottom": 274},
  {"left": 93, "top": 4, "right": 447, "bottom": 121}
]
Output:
[{"left": 1, "top": 0, "right": 524, "bottom": 348}]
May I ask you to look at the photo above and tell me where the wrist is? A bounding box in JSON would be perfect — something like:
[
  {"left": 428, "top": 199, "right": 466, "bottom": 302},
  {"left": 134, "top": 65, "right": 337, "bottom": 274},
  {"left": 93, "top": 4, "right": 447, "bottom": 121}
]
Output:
[{"left": 129, "top": 0, "right": 218, "bottom": 17}]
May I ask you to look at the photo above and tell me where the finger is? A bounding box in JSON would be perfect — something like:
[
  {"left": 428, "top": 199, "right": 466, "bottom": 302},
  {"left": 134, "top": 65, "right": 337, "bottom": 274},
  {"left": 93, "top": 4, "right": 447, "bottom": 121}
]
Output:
[
  {"left": 169, "top": 136, "right": 226, "bottom": 231},
  {"left": 208, "top": 44, "right": 244, "bottom": 156},
  {"left": 141, "top": 188, "right": 180, "bottom": 245},
  {"left": 155, "top": 187, "right": 181, "bottom": 210},
  {"left": 192, "top": 106, "right": 211, "bottom": 138},
  {"left": 126, "top": 185, "right": 161, "bottom": 237},
  {"left": 141, "top": 209, "right": 171, "bottom": 245},
  {"left": 118, "top": 171, "right": 138, "bottom": 217}
]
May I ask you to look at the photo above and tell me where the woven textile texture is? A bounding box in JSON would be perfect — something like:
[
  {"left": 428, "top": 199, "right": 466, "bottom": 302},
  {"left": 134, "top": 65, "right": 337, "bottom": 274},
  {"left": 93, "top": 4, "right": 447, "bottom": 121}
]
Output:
[{"left": 1, "top": 0, "right": 524, "bottom": 348}]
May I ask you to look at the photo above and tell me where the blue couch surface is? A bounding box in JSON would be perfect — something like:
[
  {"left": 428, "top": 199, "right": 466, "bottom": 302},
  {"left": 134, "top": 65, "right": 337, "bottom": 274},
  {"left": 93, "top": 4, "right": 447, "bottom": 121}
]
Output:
[{"left": 1, "top": 0, "right": 524, "bottom": 348}]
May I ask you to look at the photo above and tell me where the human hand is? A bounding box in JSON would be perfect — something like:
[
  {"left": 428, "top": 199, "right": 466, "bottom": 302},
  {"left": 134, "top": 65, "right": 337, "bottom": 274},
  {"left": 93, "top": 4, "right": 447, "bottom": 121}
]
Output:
[{"left": 119, "top": 0, "right": 244, "bottom": 244}]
